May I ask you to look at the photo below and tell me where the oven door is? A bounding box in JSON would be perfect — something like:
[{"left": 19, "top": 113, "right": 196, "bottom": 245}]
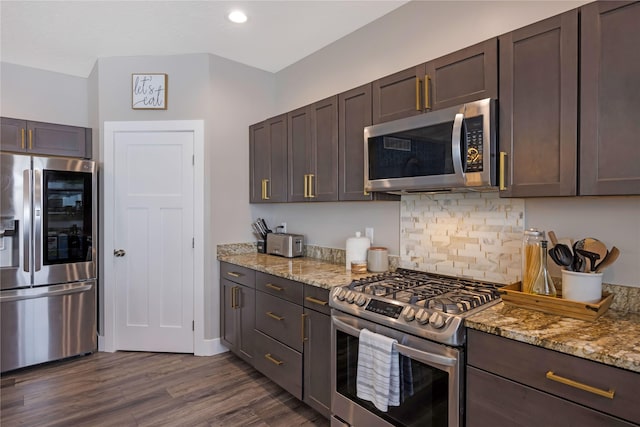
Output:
[{"left": 331, "top": 310, "right": 462, "bottom": 427}]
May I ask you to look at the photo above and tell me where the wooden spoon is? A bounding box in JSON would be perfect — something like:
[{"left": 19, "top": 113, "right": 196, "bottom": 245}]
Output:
[
  {"left": 583, "top": 238, "right": 608, "bottom": 264},
  {"left": 595, "top": 246, "right": 620, "bottom": 273}
]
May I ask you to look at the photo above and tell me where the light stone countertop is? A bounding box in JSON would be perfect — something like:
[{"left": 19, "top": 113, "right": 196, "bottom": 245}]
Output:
[
  {"left": 218, "top": 251, "right": 640, "bottom": 374},
  {"left": 465, "top": 302, "right": 640, "bottom": 373},
  {"left": 218, "top": 252, "right": 370, "bottom": 289}
]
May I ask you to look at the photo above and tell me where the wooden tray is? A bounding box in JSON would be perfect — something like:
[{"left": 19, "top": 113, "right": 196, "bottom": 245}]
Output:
[{"left": 498, "top": 282, "right": 613, "bottom": 321}]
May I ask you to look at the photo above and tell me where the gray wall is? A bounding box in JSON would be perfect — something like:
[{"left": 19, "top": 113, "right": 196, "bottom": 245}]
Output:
[{"left": 0, "top": 62, "right": 89, "bottom": 126}]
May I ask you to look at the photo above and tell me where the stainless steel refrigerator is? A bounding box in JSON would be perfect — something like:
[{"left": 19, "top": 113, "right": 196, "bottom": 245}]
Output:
[{"left": 1, "top": 152, "right": 97, "bottom": 372}]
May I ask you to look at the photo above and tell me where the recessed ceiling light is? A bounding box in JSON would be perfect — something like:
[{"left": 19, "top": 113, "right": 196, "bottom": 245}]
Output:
[{"left": 228, "top": 10, "right": 247, "bottom": 24}]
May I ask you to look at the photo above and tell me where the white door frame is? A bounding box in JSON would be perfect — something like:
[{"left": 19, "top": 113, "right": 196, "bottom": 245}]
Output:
[{"left": 101, "top": 120, "right": 206, "bottom": 355}]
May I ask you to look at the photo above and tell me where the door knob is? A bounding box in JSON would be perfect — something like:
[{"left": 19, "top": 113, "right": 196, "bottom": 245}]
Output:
[{"left": 113, "top": 249, "right": 126, "bottom": 257}]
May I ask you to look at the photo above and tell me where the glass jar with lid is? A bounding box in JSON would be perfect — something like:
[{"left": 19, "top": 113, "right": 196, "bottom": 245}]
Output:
[{"left": 522, "top": 228, "right": 545, "bottom": 293}]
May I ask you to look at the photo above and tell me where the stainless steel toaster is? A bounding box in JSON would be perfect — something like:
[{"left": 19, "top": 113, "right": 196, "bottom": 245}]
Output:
[{"left": 266, "top": 233, "right": 304, "bottom": 258}]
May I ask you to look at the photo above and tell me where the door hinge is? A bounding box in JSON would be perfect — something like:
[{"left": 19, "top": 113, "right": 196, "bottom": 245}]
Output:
[
  {"left": 192, "top": 320, "right": 195, "bottom": 331},
  {"left": 192, "top": 155, "right": 195, "bottom": 165},
  {"left": 192, "top": 237, "right": 195, "bottom": 248}
]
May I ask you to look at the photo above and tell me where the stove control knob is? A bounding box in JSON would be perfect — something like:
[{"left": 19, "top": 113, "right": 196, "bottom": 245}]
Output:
[
  {"left": 355, "top": 295, "right": 367, "bottom": 307},
  {"left": 336, "top": 289, "right": 347, "bottom": 301},
  {"left": 416, "top": 309, "right": 430, "bottom": 325},
  {"left": 429, "top": 312, "right": 446, "bottom": 329},
  {"left": 403, "top": 307, "right": 416, "bottom": 322},
  {"left": 346, "top": 291, "right": 356, "bottom": 304}
]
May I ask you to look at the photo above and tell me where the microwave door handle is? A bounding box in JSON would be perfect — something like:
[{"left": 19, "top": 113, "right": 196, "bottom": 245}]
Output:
[
  {"left": 33, "top": 169, "right": 42, "bottom": 272},
  {"left": 451, "top": 113, "right": 464, "bottom": 175},
  {"left": 22, "top": 169, "right": 31, "bottom": 273}
]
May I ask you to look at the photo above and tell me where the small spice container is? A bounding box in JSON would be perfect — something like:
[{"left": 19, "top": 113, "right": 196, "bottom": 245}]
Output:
[
  {"left": 367, "top": 247, "right": 389, "bottom": 272},
  {"left": 351, "top": 260, "right": 368, "bottom": 274}
]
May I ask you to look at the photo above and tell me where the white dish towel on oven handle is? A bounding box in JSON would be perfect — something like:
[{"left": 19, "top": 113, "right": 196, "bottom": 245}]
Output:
[{"left": 356, "top": 328, "right": 400, "bottom": 412}]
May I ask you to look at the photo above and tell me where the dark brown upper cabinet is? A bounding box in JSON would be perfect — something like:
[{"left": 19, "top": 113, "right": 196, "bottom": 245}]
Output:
[
  {"left": 580, "top": 1, "right": 640, "bottom": 196},
  {"left": 498, "top": 10, "right": 579, "bottom": 198},
  {"left": 249, "top": 114, "right": 288, "bottom": 203},
  {"left": 372, "top": 39, "right": 498, "bottom": 124},
  {"left": 1, "top": 117, "right": 92, "bottom": 159},
  {"left": 426, "top": 38, "right": 498, "bottom": 111},
  {"left": 338, "top": 83, "right": 373, "bottom": 201},
  {"left": 288, "top": 96, "right": 339, "bottom": 202}
]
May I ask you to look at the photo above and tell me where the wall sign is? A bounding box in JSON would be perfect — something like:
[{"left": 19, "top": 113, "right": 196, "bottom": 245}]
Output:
[{"left": 132, "top": 73, "right": 167, "bottom": 109}]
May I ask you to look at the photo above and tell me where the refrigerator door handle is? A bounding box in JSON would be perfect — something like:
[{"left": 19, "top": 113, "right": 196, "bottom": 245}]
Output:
[
  {"left": 22, "top": 169, "right": 31, "bottom": 273},
  {"left": 0, "top": 282, "right": 93, "bottom": 303},
  {"left": 33, "top": 169, "right": 42, "bottom": 272}
]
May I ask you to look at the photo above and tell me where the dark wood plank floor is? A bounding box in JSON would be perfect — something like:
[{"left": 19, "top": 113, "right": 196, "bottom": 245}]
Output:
[{"left": 1, "top": 351, "right": 329, "bottom": 427}]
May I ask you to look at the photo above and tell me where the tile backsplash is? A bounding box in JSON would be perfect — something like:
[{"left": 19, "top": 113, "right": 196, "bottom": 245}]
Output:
[{"left": 400, "top": 191, "right": 524, "bottom": 284}]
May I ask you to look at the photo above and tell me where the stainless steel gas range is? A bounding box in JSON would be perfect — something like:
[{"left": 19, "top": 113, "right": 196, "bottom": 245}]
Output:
[{"left": 329, "top": 268, "right": 502, "bottom": 427}]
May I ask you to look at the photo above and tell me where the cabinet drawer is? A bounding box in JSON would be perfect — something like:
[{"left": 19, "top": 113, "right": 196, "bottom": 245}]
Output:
[
  {"left": 467, "top": 330, "right": 640, "bottom": 424},
  {"left": 467, "top": 366, "right": 635, "bottom": 427},
  {"left": 256, "top": 272, "right": 303, "bottom": 304},
  {"left": 254, "top": 330, "right": 302, "bottom": 400},
  {"left": 220, "top": 262, "right": 255, "bottom": 288},
  {"left": 256, "top": 291, "right": 304, "bottom": 351},
  {"left": 303, "top": 285, "right": 330, "bottom": 315}
]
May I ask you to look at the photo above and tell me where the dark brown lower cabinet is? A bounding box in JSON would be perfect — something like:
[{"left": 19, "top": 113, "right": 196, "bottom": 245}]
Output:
[
  {"left": 303, "top": 286, "right": 331, "bottom": 418},
  {"left": 466, "top": 329, "right": 640, "bottom": 426},
  {"left": 220, "top": 263, "right": 256, "bottom": 365}
]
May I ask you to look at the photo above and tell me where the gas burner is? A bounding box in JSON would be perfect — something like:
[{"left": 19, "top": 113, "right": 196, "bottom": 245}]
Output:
[{"left": 331, "top": 268, "right": 503, "bottom": 346}]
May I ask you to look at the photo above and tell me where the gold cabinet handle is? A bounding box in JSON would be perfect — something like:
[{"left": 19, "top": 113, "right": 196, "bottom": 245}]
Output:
[
  {"left": 415, "top": 76, "right": 421, "bottom": 111},
  {"left": 546, "top": 371, "right": 615, "bottom": 399},
  {"left": 305, "top": 296, "right": 328, "bottom": 306},
  {"left": 21, "top": 128, "right": 26, "bottom": 149},
  {"left": 424, "top": 75, "right": 431, "bottom": 110},
  {"left": 265, "top": 283, "right": 283, "bottom": 292},
  {"left": 307, "top": 174, "right": 315, "bottom": 198},
  {"left": 499, "top": 152, "right": 507, "bottom": 190},
  {"left": 301, "top": 313, "right": 308, "bottom": 342},
  {"left": 303, "top": 174, "right": 308, "bottom": 198},
  {"left": 227, "top": 271, "right": 242, "bottom": 278},
  {"left": 261, "top": 178, "right": 270, "bottom": 200},
  {"left": 266, "top": 311, "right": 284, "bottom": 321},
  {"left": 28, "top": 129, "right": 33, "bottom": 150},
  {"left": 265, "top": 353, "right": 283, "bottom": 366},
  {"left": 231, "top": 286, "right": 239, "bottom": 309}
]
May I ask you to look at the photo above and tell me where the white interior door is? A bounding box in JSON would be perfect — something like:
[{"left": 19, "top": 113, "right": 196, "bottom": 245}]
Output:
[{"left": 113, "top": 129, "right": 194, "bottom": 353}]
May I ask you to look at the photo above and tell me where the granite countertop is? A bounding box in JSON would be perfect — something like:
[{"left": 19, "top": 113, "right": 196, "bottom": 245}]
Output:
[
  {"left": 218, "top": 251, "right": 640, "bottom": 374},
  {"left": 218, "top": 253, "right": 368, "bottom": 289},
  {"left": 465, "top": 303, "right": 640, "bottom": 373}
]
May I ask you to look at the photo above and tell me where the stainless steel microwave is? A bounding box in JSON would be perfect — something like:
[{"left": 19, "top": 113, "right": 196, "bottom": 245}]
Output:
[{"left": 364, "top": 98, "right": 496, "bottom": 193}]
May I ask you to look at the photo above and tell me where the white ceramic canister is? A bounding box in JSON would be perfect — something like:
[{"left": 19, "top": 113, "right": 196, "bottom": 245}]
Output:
[
  {"left": 367, "top": 247, "right": 389, "bottom": 273},
  {"left": 345, "top": 232, "right": 371, "bottom": 271}
]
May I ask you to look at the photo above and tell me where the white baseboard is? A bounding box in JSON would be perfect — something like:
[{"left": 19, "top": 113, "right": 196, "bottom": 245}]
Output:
[{"left": 195, "top": 337, "right": 229, "bottom": 356}]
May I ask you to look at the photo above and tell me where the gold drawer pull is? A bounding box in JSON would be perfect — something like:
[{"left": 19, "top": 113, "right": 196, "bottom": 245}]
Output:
[
  {"left": 546, "top": 371, "right": 615, "bottom": 399},
  {"left": 226, "top": 271, "right": 241, "bottom": 278},
  {"left": 21, "top": 128, "right": 26, "bottom": 149},
  {"left": 415, "top": 77, "right": 421, "bottom": 111},
  {"left": 28, "top": 129, "right": 33, "bottom": 150},
  {"left": 265, "top": 353, "right": 284, "bottom": 366},
  {"left": 424, "top": 74, "right": 431, "bottom": 110},
  {"left": 265, "top": 283, "right": 283, "bottom": 292},
  {"left": 266, "top": 311, "right": 284, "bottom": 321},
  {"left": 305, "top": 296, "right": 328, "bottom": 306}
]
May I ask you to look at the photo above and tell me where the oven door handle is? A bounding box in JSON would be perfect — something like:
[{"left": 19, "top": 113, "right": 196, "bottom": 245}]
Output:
[{"left": 332, "top": 316, "right": 458, "bottom": 368}]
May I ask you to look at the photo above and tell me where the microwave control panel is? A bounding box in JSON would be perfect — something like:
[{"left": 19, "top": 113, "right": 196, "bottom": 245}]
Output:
[{"left": 464, "top": 116, "right": 484, "bottom": 172}]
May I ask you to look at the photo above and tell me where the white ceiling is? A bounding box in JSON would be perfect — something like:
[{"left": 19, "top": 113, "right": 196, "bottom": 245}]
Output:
[{"left": 0, "top": 1, "right": 408, "bottom": 78}]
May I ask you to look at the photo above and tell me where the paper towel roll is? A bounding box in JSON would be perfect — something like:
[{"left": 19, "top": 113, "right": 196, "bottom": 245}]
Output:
[{"left": 346, "top": 232, "right": 370, "bottom": 271}]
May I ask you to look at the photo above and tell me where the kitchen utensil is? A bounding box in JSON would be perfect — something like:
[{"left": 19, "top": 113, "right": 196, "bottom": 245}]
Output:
[
  {"left": 575, "top": 249, "right": 600, "bottom": 272},
  {"left": 572, "top": 240, "right": 586, "bottom": 272},
  {"left": 259, "top": 218, "right": 272, "bottom": 234},
  {"left": 548, "top": 231, "right": 573, "bottom": 268},
  {"left": 595, "top": 246, "right": 620, "bottom": 273},
  {"left": 583, "top": 238, "right": 608, "bottom": 264}
]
